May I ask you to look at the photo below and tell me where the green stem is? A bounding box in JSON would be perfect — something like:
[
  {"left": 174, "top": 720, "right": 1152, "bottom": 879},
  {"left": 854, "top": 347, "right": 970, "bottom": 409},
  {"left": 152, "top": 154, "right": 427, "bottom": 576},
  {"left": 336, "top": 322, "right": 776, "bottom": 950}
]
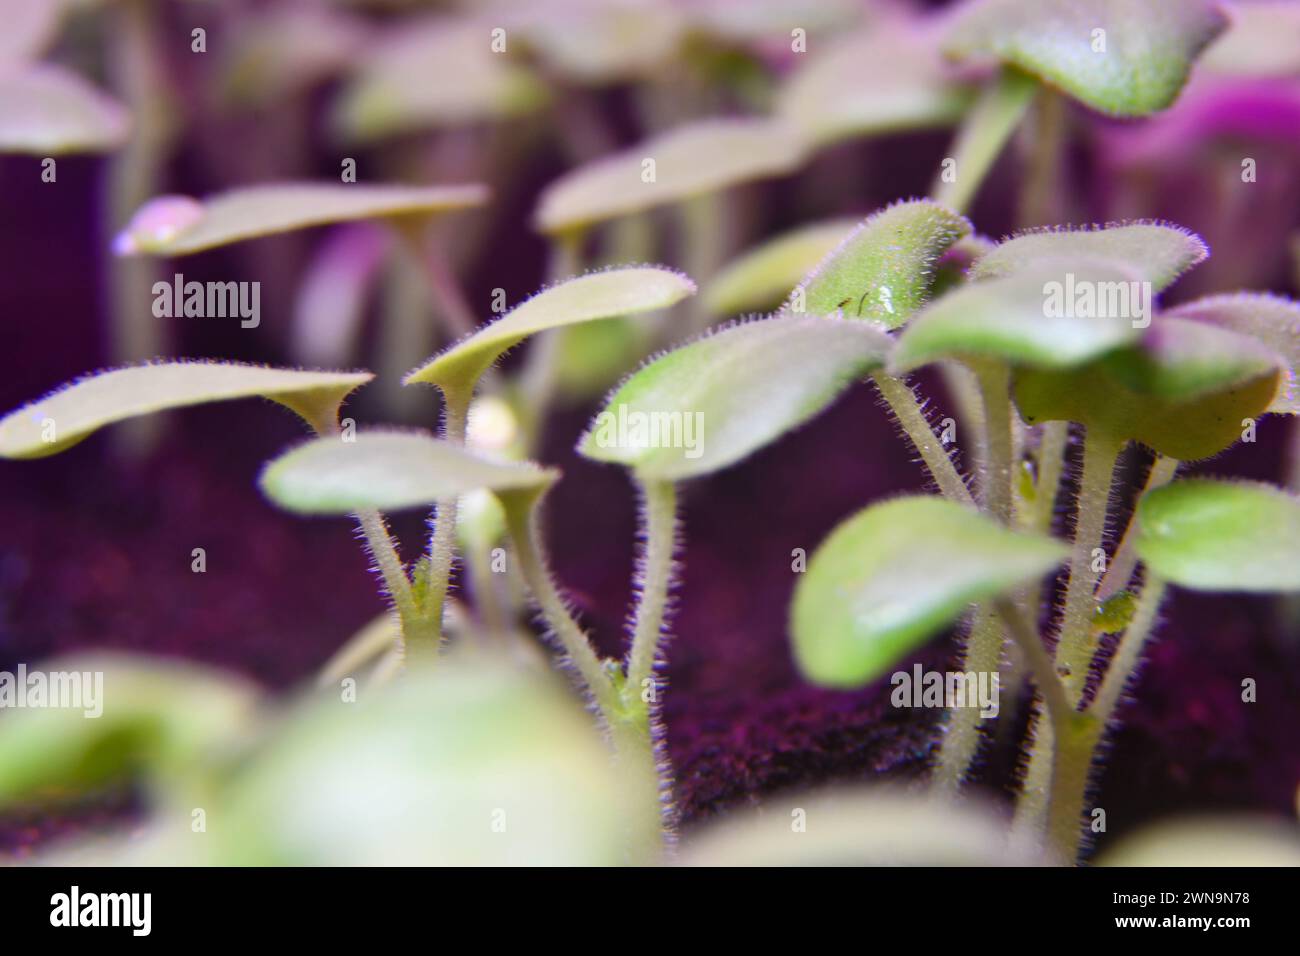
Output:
[
  {"left": 972, "top": 360, "right": 1015, "bottom": 524},
  {"left": 1056, "top": 429, "right": 1123, "bottom": 703},
  {"left": 422, "top": 391, "right": 471, "bottom": 648},
  {"left": 1032, "top": 421, "right": 1070, "bottom": 534},
  {"left": 1017, "top": 89, "right": 1067, "bottom": 227},
  {"left": 466, "top": 537, "right": 507, "bottom": 640},
  {"left": 872, "top": 374, "right": 974, "bottom": 507},
  {"left": 932, "top": 69, "right": 1038, "bottom": 214},
  {"left": 932, "top": 605, "right": 1002, "bottom": 795},
  {"left": 1090, "top": 577, "right": 1169, "bottom": 724},
  {"left": 995, "top": 598, "right": 1069, "bottom": 730},
  {"left": 502, "top": 495, "right": 618, "bottom": 720},
  {"left": 1096, "top": 455, "right": 1179, "bottom": 602},
  {"left": 626, "top": 478, "right": 678, "bottom": 694}
]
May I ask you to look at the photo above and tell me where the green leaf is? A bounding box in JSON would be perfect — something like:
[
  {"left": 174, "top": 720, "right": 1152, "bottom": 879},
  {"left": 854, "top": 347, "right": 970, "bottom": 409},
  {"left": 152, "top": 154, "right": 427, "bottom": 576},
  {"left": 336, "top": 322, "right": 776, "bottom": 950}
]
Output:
[
  {"left": 534, "top": 117, "right": 806, "bottom": 235},
  {"left": 1166, "top": 293, "right": 1300, "bottom": 414},
  {"left": 692, "top": 0, "right": 863, "bottom": 46},
  {"left": 1135, "top": 479, "right": 1300, "bottom": 592},
  {"left": 791, "top": 496, "right": 1067, "bottom": 688},
  {"left": 703, "top": 218, "right": 859, "bottom": 317},
  {"left": 0, "top": 362, "right": 373, "bottom": 459},
  {"left": 944, "top": 0, "right": 1229, "bottom": 117},
  {"left": 260, "top": 430, "right": 557, "bottom": 515},
  {"left": 0, "top": 655, "right": 259, "bottom": 806},
  {"left": 332, "top": 17, "right": 548, "bottom": 143},
  {"left": 969, "top": 222, "right": 1208, "bottom": 292},
  {"left": 777, "top": 17, "right": 973, "bottom": 147},
  {"left": 792, "top": 199, "right": 972, "bottom": 329},
  {"left": 0, "top": 63, "right": 129, "bottom": 155},
  {"left": 680, "top": 785, "right": 1049, "bottom": 866},
  {"left": 404, "top": 266, "right": 696, "bottom": 396},
  {"left": 892, "top": 261, "right": 1145, "bottom": 373},
  {"left": 578, "top": 313, "right": 892, "bottom": 481},
  {"left": 115, "top": 182, "right": 488, "bottom": 256},
  {"left": 215, "top": 658, "right": 627, "bottom": 865},
  {"left": 1014, "top": 319, "right": 1283, "bottom": 460},
  {"left": 553, "top": 316, "right": 651, "bottom": 399}
]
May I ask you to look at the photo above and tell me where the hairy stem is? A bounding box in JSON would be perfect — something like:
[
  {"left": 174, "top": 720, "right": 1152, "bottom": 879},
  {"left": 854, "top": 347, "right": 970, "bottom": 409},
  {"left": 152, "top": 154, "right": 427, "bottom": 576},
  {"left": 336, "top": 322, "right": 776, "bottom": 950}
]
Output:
[
  {"left": 996, "top": 598, "right": 1069, "bottom": 730},
  {"left": 932, "top": 69, "right": 1037, "bottom": 214},
  {"left": 1096, "top": 455, "right": 1179, "bottom": 602},
  {"left": 972, "top": 360, "right": 1015, "bottom": 524},
  {"left": 873, "top": 374, "right": 974, "bottom": 507},
  {"left": 626, "top": 478, "right": 679, "bottom": 693},
  {"left": 422, "top": 391, "right": 471, "bottom": 646},
  {"left": 1091, "top": 577, "right": 1169, "bottom": 724},
  {"left": 1056, "top": 429, "right": 1123, "bottom": 703},
  {"left": 502, "top": 496, "right": 618, "bottom": 720},
  {"left": 1032, "top": 421, "right": 1070, "bottom": 534},
  {"left": 933, "top": 605, "right": 1002, "bottom": 795}
]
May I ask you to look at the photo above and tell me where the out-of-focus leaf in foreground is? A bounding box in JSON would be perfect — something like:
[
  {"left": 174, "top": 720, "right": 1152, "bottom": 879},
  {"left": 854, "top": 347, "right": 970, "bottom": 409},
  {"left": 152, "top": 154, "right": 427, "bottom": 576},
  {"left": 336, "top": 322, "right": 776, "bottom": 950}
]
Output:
[
  {"left": 215, "top": 659, "right": 627, "bottom": 865},
  {"left": 680, "top": 786, "right": 1051, "bottom": 865},
  {"left": 0, "top": 362, "right": 373, "bottom": 459},
  {"left": 0, "top": 655, "right": 259, "bottom": 805},
  {"left": 1097, "top": 816, "right": 1300, "bottom": 866},
  {"left": 792, "top": 496, "right": 1066, "bottom": 688}
]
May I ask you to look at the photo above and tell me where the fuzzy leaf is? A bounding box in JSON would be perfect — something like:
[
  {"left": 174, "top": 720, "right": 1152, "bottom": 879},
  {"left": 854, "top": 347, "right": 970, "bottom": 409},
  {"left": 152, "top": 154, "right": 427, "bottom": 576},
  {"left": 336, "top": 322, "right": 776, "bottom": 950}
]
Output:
[
  {"left": 1015, "top": 319, "right": 1282, "bottom": 460},
  {"left": 0, "top": 63, "right": 129, "bottom": 154},
  {"left": 892, "top": 261, "right": 1145, "bottom": 373},
  {"left": 332, "top": 17, "right": 548, "bottom": 143},
  {"left": 944, "top": 0, "right": 1229, "bottom": 117},
  {"left": 970, "top": 222, "right": 1208, "bottom": 292},
  {"left": 404, "top": 266, "right": 696, "bottom": 395},
  {"left": 1135, "top": 479, "right": 1300, "bottom": 592},
  {"left": 792, "top": 496, "right": 1067, "bottom": 688},
  {"left": 1166, "top": 293, "right": 1300, "bottom": 414},
  {"left": 578, "top": 314, "right": 892, "bottom": 481},
  {"left": 0, "top": 655, "right": 259, "bottom": 806},
  {"left": 261, "top": 431, "right": 557, "bottom": 516},
  {"left": 534, "top": 118, "right": 805, "bottom": 235},
  {"left": 0, "top": 362, "right": 372, "bottom": 460},
  {"left": 778, "top": 18, "right": 973, "bottom": 146},
  {"left": 703, "top": 218, "right": 858, "bottom": 316},
  {"left": 792, "top": 199, "right": 972, "bottom": 329},
  {"left": 215, "top": 659, "right": 627, "bottom": 865},
  {"left": 115, "top": 182, "right": 488, "bottom": 256}
]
